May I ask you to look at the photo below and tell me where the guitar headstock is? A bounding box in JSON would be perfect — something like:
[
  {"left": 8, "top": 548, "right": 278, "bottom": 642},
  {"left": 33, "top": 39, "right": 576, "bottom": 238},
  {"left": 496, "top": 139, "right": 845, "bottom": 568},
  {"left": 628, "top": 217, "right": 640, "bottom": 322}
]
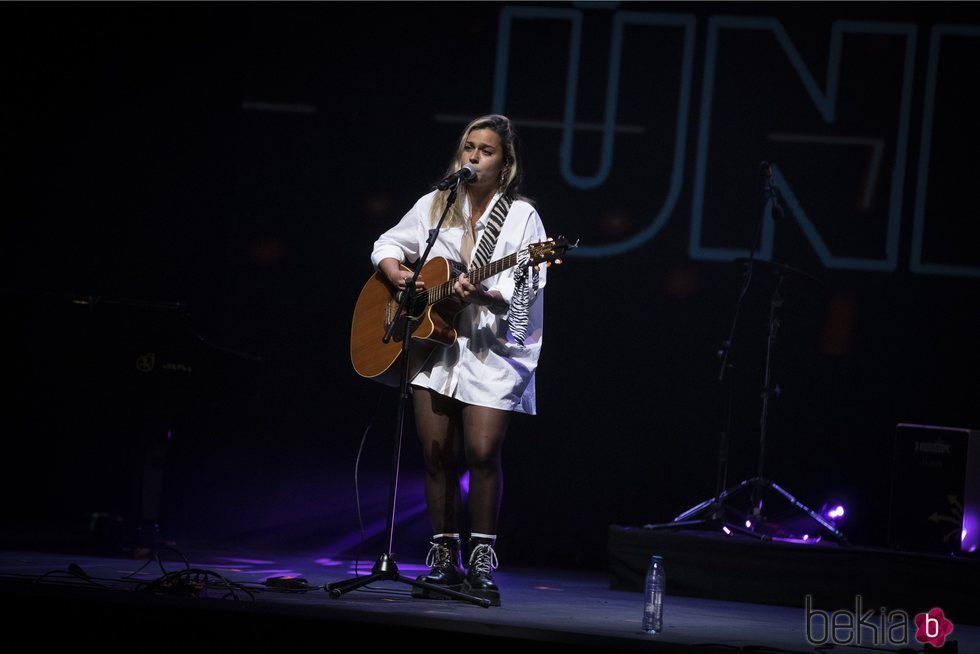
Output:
[{"left": 527, "top": 236, "right": 577, "bottom": 268}]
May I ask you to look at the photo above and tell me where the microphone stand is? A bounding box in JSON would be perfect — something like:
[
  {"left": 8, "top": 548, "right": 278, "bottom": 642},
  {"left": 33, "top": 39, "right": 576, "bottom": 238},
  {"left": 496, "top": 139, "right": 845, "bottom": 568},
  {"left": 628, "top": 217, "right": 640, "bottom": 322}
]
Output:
[
  {"left": 650, "top": 165, "right": 769, "bottom": 535},
  {"left": 646, "top": 162, "right": 846, "bottom": 544},
  {"left": 325, "top": 179, "right": 491, "bottom": 606}
]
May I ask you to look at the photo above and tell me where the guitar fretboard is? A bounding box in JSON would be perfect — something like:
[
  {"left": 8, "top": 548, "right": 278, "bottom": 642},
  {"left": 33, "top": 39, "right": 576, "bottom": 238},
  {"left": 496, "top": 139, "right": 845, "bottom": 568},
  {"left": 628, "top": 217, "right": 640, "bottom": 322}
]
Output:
[{"left": 424, "top": 251, "right": 520, "bottom": 304}]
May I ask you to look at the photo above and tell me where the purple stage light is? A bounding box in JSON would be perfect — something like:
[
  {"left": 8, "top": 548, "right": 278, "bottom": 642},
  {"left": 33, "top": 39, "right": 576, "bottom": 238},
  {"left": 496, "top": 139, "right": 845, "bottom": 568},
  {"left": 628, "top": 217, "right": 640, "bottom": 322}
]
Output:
[
  {"left": 962, "top": 511, "right": 978, "bottom": 553},
  {"left": 314, "top": 498, "right": 430, "bottom": 556},
  {"left": 819, "top": 501, "right": 847, "bottom": 523}
]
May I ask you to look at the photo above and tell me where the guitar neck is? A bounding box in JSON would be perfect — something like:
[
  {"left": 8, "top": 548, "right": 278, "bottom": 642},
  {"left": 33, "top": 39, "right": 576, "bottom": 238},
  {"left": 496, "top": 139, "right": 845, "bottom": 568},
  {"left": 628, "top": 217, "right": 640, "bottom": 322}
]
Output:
[
  {"left": 469, "top": 252, "right": 519, "bottom": 285},
  {"left": 427, "top": 251, "right": 520, "bottom": 304}
]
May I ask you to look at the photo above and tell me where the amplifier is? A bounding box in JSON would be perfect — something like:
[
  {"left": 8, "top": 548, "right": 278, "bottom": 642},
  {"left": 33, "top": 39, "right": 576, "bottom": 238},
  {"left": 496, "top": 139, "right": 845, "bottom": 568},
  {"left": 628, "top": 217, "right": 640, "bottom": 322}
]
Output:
[{"left": 887, "top": 423, "right": 980, "bottom": 555}]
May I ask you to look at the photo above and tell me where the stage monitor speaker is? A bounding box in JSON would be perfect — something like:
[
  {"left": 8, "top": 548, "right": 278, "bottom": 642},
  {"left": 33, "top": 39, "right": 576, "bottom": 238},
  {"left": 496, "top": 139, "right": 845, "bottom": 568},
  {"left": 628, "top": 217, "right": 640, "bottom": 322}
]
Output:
[{"left": 887, "top": 423, "right": 980, "bottom": 555}]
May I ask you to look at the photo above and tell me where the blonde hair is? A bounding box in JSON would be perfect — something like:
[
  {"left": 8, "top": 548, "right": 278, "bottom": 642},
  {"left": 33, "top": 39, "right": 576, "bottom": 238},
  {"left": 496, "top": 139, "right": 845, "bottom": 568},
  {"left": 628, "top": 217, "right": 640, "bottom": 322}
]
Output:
[{"left": 428, "top": 114, "right": 525, "bottom": 228}]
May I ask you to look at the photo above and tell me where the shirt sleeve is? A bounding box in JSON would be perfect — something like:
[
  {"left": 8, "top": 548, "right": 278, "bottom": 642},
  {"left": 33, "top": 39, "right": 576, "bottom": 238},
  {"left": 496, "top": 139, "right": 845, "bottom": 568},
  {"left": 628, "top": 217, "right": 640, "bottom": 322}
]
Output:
[{"left": 371, "top": 198, "right": 425, "bottom": 268}]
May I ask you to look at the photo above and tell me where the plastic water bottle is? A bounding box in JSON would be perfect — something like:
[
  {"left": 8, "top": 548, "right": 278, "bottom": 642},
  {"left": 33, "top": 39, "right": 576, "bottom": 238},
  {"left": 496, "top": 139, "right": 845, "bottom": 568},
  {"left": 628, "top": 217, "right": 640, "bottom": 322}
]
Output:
[{"left": 642, "top": 555, "right": 666, "bottom": 633}]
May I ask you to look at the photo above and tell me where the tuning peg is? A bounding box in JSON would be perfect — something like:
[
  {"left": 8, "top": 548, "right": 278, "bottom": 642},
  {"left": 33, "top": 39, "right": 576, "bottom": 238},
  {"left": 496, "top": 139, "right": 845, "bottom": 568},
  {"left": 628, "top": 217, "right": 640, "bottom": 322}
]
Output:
[
  {"left": 547, "top": 237, "right": 553, "bottom": 242},
  {"left": 555, "top": 259, "right": 562, "bottom": 265}
]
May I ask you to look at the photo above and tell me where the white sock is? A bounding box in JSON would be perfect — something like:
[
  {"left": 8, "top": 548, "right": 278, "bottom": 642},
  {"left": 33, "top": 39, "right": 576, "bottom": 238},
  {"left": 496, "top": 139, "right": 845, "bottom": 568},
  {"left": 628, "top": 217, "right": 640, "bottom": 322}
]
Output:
[{"left": 433, "top": 533, "right": 460, "bottom": 540}]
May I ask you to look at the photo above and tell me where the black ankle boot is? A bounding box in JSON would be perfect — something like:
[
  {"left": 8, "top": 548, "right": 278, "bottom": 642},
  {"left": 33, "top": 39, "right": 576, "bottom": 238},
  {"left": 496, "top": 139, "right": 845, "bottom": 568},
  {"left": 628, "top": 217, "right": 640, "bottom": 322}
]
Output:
[
  {"left": 411, "top": 537, "right": 464, "bottom": 600},
  {"left": 463, "top": 539, "right": 500, "bottom": 606}
]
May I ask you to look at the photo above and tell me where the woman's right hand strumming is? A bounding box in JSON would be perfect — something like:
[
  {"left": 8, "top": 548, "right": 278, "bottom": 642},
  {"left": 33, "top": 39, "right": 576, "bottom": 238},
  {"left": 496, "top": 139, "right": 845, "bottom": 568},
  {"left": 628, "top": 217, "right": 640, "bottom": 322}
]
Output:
[{"left": 379, "top": 258, "right": 425, "bottom": 291}]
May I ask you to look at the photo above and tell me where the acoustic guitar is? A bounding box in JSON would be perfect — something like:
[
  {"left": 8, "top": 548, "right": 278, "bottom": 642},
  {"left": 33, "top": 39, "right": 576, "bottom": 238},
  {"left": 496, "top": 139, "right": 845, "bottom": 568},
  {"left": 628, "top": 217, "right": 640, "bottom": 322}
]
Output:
[{"left": 350, "top": 237, "right": 570, "bottom": 386}]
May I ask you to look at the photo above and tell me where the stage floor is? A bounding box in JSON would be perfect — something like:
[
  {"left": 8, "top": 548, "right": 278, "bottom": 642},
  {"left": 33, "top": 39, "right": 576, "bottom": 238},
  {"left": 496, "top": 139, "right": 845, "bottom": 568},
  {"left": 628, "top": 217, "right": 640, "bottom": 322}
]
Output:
[{"left": 1, "top": 544, "right": 975, "bottom": 652}]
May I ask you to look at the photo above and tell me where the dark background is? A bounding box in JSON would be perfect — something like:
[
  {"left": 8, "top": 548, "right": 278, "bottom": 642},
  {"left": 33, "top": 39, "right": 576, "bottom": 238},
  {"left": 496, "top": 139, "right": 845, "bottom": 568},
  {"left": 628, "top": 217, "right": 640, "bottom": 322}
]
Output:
[{"left": 2, "top": 2, "right": 978, "bottom": 570}]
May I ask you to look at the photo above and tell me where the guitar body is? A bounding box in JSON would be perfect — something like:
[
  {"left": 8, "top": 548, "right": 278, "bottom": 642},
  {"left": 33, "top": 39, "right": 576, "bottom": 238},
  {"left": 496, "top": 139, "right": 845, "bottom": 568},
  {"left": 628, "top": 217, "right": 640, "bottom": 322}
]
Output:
[
  {"left": 350, "top": 257, "right": 466, "bottom": 386},
  {"left": 350, "top": 236, "right": 571, "bottom": 386}
]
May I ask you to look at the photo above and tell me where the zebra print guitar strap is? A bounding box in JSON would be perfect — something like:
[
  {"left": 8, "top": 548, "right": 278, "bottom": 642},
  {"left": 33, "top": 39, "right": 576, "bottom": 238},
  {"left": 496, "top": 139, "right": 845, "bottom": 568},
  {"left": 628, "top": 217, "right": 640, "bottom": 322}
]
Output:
[{"left": 470, "top": 194, "right": 539, "bottom": 347}]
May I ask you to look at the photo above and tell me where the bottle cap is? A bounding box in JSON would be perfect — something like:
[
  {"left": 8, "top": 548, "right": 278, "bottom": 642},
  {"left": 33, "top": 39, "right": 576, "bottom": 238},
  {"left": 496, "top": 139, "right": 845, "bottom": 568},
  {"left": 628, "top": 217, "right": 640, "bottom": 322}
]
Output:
[{"left": 650, "top": 555, "right": 663, "bottom": 563}]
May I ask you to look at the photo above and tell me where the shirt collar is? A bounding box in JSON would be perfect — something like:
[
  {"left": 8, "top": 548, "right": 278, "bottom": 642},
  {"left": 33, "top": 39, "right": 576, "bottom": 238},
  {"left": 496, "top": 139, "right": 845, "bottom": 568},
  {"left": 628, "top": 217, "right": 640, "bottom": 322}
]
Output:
[{"left": 463, "top": 191, "right": 502, "bottom": 229}]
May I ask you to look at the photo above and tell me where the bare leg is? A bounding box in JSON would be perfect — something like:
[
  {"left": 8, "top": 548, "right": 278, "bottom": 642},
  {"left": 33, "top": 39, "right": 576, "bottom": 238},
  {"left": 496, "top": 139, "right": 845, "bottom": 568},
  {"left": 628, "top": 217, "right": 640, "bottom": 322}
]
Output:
[
  {"left": 413, "top": 388, "right": 462, "bottom": 535},
  {"left": 461, "top": 404, "right": 511, "bottom": 535}
]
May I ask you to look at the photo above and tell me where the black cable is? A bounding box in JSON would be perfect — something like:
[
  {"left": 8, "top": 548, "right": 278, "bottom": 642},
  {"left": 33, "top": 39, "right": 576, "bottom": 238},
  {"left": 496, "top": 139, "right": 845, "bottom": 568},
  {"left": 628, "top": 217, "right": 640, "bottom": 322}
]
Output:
[
  {"left": 351, "top": 385, "right": 386, "bottom": 583},
  {"left": 121, "top": 546, "right": 189, "bottom": 580},
  {"left": 161, "top": 546, "right": 192, "bottom": 570},
  {"left": 137, "top": 568, "right": 255, "bottom": 601},
  {"left": 341, "top": 386, "right": 421, "bottom": 595},
  {"left": 33, "top": 563, "right": 108, "bottom": 588},
  {"left": 122, "top": 558, "right": 156, "bottom": 579},
  {"left": 32, "top": 570, "right": 107, "bottom": 588}
]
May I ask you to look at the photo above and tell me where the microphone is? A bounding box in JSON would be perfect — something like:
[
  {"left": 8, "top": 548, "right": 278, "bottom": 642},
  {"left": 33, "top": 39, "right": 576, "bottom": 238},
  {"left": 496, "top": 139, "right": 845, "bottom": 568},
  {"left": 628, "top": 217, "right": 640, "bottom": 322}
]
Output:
[
  {"left": 759, "top": 161, "right": 784, "bottom": 221},
  {"left": 435, "top": 164, "right": 477, "bottom": 190}
]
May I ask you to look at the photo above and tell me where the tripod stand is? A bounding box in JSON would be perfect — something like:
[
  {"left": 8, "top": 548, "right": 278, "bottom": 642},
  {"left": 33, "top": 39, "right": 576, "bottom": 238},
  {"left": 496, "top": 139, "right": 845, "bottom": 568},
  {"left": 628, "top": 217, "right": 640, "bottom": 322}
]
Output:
[
  {"left": 325, "top": 179, "right": 490, "bottom": 607},
  {"left": 646, "top": 163, "right": 846, "bottom": 544}
]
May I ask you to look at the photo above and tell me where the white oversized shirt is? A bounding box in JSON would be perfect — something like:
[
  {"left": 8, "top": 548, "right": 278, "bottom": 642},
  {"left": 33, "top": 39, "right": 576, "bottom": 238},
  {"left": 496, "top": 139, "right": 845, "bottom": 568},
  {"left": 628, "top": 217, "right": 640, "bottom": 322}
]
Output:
[{"left": 371, "top": 190, "right": 547, "bottom": 415}]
